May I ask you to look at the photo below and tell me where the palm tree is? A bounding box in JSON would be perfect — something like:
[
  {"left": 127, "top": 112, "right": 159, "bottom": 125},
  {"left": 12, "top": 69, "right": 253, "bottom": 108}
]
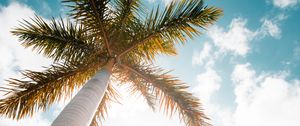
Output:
[{"left": 0, "top": 0, "right": 222, "bottom": 126}]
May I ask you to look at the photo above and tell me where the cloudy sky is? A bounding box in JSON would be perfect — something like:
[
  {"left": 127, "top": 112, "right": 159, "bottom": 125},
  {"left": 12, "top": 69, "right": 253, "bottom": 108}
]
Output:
[{"left": 0, "top": 0, "right": 300, "bottom": 126}]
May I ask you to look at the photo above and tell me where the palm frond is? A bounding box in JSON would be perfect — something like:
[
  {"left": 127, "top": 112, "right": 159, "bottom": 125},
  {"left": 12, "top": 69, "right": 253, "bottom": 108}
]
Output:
[
  {"left": 145, "top": 0, "right": 222, "bottom": 42},
  {"left": 62, "top": 0, "right": 113, "bottom": 55},
  {"left": 62, "top": 0, "right": 112, "bottom": 29},
  {"left": 128, "top": 79, "right": 156, "bottom": 110},
  {"left": 115, "top": 66, "right": 156, "bottom": 110},
  {"left": 127, "top": 36, "right": 178, "bottom": 62},
  {"left": 112, "top": 18, "right": 178, "bottom": 62},
  {"left": 90, "top": 84, "right": 120, "bottom": 126},
  {"left": 109, "top": 0, "right": 143, "bottom": 54},
  {"left": 120, "top": 63, "right": 210, "bottom": 126},
  {"left": 0, "top": 60, "right": 105, "bottom": 120},
  {"left": 112, "top": 0, "right": 143, "bottom": 26},
  {"left": 118, "top": 0, "right": 222, "bottom": 58},
  {"left": 11, "top": 15, "right": 97, "bottom": 62}
]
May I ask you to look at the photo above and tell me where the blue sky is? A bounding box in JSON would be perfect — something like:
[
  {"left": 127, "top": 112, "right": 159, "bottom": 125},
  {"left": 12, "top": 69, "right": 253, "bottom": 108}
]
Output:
[{"left": 0, "top": 0, "right": 300, "bottom": 126}]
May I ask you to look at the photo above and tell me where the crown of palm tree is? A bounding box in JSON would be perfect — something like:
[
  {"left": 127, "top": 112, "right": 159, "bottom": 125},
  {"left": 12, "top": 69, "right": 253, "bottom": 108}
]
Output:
[{"left": 0, "top": 0, "right": 222, "bottom": 126}]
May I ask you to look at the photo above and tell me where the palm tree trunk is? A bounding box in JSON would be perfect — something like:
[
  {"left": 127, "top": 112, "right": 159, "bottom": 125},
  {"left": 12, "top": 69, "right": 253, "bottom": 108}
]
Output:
[{"left": 51, "top": 60, "right": 114, "bottom": 126}]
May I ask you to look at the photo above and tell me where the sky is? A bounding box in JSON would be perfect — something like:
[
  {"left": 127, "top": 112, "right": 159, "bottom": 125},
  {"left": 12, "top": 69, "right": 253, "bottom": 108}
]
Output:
[{"left": 0, "top": 0, "right": 300, "bottom": 126}]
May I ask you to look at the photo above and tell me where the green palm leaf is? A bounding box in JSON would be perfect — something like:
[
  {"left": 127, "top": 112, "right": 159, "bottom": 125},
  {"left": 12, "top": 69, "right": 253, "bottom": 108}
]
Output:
[
  {"left": 12, "top": 15, "right": 97, "bottom": 62},
  {"left": 62, "top": 0, "right": 113, "bottom": 55},
  {"left": 118, "top": 0, "right": 222, "bottom": 58}
]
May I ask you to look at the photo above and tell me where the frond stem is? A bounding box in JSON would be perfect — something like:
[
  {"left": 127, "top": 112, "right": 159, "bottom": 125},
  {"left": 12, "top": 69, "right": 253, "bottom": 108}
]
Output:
[
  {"left": 117, "top": 33, "right": 157, "bottom": 58},
  {"left": 90, "top": 0, "right": 113, "bottom": 56}
]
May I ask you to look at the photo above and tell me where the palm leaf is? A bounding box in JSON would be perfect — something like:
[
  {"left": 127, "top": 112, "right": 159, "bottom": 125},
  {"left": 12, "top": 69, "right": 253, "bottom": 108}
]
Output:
[
  {"left": 120, "top": 63, "right": 210, "bottom": 126},
  {"left": 11, "top": 15, "right": 97, "bottom": 62},
  {"left": 116, "top": 66, "right": 157, "bottom": 110},
  {"left": 128, "top": 78, "right": 156, "bottom": 110},
  {"left": 62, "top": 0, "right": 112, "bottom": 29},
  {"left": 113, "top": 0, "right": 143, "bottom": 24},
  {"left": 112, "top": 18, "right": 178, "bottom": 62},
  {"left": 118, "top": 0, "right": 222, "bottom": 58},
  {"left": 62, "top": 0, "right": 113, "bottom": 55},
  {"left": 0, "top": 59, "right": 105, "bottom": 119}
]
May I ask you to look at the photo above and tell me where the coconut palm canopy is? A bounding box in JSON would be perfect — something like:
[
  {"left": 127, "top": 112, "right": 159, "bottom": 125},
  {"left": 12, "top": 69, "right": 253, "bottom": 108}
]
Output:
[{"left": 0, "top": 0, "right": 222, "bottom": 126}]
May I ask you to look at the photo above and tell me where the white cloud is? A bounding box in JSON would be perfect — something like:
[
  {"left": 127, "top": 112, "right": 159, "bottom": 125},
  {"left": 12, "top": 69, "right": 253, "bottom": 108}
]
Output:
[
  {"left": 192, "top": 42, "right": 213, "bottom": 65},
  {"left": 0, "top": 112, "right": 50, "bottom": 126},
  {"left": 271, "top": 0, "right": 299, "bottom": 8},
  {"left": 260, "top": 19, "right": 281, "bottom": 38},
  {"left": 192, "top": 51, "right": 222, "bottom": 125},
  {"left": 193, "top": 63, "right": 300, "bottom": 126},
  {"left": 227, "top": 63, "right": 300, "bottom": 126},
  {"left": 208, "top": 18, "right": 256, "bottom": 56},
  {"left": 0, "top": 46, "right": 16, "bottom": 81},
  {"left": 0, "top": 2, "right": 52, "bottom": 126},
  {"left": 258, "top": 14, "right": 286, "bottom": 39},
  {"left": 0, "top": 2, "right": 52, "bottom": 72},
  {"left": 208, "top": 15, "right": 285, "bottom": 57},
  {"left": 194, "top": 68, "right": 221, "bottom": 103},
  {"left": 231, "top": 63, "right": 257, "bottom": 105},
  {"left": 193, "top": 68, "right": 222, "bottom": 126}
]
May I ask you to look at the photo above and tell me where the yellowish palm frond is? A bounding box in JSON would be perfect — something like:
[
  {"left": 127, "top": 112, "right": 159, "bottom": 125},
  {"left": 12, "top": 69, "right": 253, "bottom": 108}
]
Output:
[
  {"left": 119, "top": 63, "right": 210, "bottom": 126},
  {"left": 0, "top": 59, "right": 105, "bottom": 120}
]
